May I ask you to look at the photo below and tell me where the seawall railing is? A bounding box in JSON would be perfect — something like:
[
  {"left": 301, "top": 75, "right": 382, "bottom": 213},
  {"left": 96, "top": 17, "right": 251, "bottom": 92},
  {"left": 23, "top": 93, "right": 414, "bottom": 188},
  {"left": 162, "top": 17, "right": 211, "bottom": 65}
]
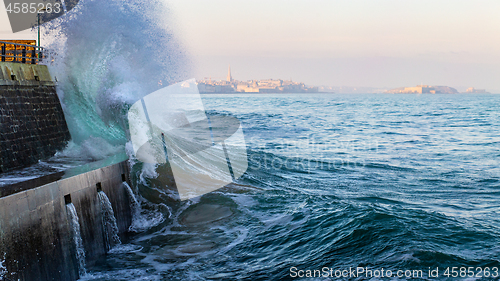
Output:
[{"left": 0, "top": 41, "right": 44, "bottom": 64}]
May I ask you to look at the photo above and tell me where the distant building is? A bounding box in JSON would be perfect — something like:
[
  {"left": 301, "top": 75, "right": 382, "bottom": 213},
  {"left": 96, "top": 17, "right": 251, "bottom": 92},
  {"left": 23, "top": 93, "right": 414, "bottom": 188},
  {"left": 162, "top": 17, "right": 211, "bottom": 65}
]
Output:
[
  {"left": 386, "top": 85, "right": 458, "bottom": 94},
  {"left": 465, "top": 87, "right": 489, "bottom": 94},
  {"left": 227, "top": 65, "right": 233, "bottom": 82},
  {"left": 403, "top": 85, "right": 433, "bottom": 94},
  {"left": 236, "top": 83, "right": 259, "bottom": 92}
]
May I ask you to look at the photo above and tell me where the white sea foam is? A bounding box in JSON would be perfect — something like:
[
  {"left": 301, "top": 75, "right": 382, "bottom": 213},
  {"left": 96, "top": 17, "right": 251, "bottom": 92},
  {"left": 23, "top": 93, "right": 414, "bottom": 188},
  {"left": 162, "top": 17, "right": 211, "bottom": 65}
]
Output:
[
  {"left": 0, "top": 255, "right": 7, "bottom": 279},
  {"left": 55, "top": 137, "right": 124, "bottom": 161},
  {"left": 66, "top": 203, "right": 86, "bottom": 276},
  {"left": 98, "top": 191, "right": 122, "bottom": 249},
  {"left": 122, "top": 182, "right": 165, "bottom": 232}
]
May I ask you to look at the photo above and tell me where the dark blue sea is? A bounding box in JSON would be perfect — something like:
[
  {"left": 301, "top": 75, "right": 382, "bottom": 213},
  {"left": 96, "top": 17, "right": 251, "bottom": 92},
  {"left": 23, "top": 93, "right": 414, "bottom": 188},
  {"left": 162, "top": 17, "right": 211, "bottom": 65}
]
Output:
[{"left": 79, "top": 93, "right": 500, "bottom": 280}]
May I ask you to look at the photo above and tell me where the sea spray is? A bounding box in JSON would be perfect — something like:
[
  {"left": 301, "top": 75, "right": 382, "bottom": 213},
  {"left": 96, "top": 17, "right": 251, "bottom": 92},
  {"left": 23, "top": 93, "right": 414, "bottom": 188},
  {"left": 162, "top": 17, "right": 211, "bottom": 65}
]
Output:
[
  {"left": 0, "top": 254, "right": 7, "bottom": 280},
  {"left": 123, "top": 182, "right": 140, "bottom": 221},
  {"left": 55, "top": 138, "right": 124, "bottom": 162},
  {"left": 66, "top": 203, "right": 86, "bottom": 276},
  {"left": 43, "top": 0, "right": 188, "bottom": 148},
  {"left": 97, "top": 191, "right": 121, "bottom": 250}
]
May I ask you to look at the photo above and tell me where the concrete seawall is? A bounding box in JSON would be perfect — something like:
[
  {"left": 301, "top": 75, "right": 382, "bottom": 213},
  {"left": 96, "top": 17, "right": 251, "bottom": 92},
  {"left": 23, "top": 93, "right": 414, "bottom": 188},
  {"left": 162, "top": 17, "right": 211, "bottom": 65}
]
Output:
[
  {"left": 0, "top": 154, "right": 132, "bottom": 281},
  {"left": 0, "top": 62, "right": 71, "bottom": 172}
]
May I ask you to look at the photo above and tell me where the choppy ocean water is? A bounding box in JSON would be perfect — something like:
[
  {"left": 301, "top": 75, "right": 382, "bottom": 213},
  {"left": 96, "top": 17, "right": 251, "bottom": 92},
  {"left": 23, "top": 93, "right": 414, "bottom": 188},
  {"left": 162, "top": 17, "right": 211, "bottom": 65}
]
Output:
[{"left": 78, "top": 93, "right": 500, "bottom": 280}]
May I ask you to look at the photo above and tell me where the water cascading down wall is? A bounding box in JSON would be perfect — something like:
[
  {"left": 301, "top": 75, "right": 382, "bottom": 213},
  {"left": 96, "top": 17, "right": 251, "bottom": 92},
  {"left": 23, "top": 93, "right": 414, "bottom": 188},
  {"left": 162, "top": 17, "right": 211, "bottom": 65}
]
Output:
[
  {"left": 0, "top": 61, "right": 134, "bottom": 280},
  {"left": 0, "top": 160, "right": 133, "bottom": 280}
]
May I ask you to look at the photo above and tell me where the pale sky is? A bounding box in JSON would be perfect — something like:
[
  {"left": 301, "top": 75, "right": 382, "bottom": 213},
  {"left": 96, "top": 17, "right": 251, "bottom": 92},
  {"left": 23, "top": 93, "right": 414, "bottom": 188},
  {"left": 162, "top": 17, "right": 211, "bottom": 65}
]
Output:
[
  {"left": 169, "top": 0, "right": 500, "bottom": 91},
  {"left": 2, "top": 0, "right": 500, "bottom": 91}
]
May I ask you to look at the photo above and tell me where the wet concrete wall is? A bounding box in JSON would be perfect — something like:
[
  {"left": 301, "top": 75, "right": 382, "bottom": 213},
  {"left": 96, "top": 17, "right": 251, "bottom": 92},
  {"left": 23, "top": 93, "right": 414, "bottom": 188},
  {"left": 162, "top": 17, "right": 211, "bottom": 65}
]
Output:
[
  {"left": 0, "top": 159, "right": 132, "bottom": 281},
  {"left": 0, "top": 62, "right": 71, "bottom": 172}
]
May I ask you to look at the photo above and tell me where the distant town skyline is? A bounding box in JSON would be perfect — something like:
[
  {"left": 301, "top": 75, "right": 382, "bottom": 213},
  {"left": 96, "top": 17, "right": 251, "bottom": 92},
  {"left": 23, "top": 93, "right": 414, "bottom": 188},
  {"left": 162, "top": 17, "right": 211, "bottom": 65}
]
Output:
[
  {"left": 197, "top": 65, "right": 491, "bottom": 94},
  {"left": 2, "top": 1, "right": 500, "bottom": 92},
  {"left": 197, "top": 65, "right": 319, "bottom": 93},
  {"left": 197, "top": 66, "right": 491, "bottom": 94}
]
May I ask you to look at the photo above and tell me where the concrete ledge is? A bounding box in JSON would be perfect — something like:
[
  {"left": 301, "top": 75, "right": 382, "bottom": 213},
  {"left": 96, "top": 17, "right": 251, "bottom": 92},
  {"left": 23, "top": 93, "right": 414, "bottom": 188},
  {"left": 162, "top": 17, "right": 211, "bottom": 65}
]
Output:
[
  {"left": 0, "top": 171, "right": 64, "bottom": 198},
  {"left": 0, "top": 62, "right": 55, "bottom": 86},
  {"left": 0, "top": 156, "right": 132, "bottom": 281}
]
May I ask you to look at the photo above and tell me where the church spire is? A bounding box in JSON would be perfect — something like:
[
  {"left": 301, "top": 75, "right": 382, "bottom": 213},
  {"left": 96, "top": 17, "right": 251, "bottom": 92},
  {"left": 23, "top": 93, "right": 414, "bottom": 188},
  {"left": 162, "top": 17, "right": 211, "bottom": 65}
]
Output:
[{"left": 227, "top": 65, "right": 233, "bottom": 82}]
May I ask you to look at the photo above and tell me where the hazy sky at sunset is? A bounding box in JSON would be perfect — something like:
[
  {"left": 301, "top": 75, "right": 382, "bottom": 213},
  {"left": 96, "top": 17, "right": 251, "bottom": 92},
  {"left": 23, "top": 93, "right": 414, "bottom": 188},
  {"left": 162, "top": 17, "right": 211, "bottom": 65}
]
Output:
[
  {"left": 2, "top": 0, "right": 500, "bottom": 91},
  {"left": 169, "top": 0, "right": 500, "bottom": 91}
]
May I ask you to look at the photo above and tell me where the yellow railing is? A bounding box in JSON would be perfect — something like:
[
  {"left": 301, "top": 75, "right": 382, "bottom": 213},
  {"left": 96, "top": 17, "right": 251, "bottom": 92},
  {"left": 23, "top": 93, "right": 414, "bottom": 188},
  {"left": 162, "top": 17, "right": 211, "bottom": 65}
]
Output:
[{"left": 0, "top": 40, "right": 44, "bottom": 64}]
